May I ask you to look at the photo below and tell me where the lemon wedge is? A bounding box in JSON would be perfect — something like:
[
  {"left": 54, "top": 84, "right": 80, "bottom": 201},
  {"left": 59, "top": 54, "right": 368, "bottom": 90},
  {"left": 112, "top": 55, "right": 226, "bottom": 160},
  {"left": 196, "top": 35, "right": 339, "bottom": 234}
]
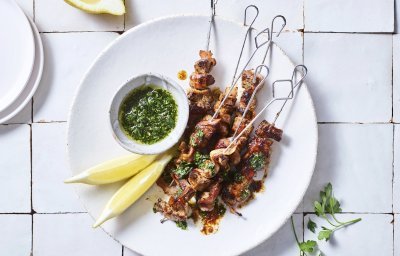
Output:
[
  {"left": 64, "top": 154, "right": 157, "bottom": 185},
  {"left": 93, "top": 152, "right": 173, "bottom": 228},
  {"left": 64, "top": 0, "right": 126, "bottom": 16}
]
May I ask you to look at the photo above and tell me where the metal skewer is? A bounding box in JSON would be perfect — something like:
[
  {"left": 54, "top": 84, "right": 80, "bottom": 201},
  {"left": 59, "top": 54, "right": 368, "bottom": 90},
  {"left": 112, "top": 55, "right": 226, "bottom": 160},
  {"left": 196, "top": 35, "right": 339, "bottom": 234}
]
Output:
[
  {"left": 229, "top": 64, "right": 270, "bottom": 141},
  {"left": 211, "top": 10, "right": 271, "bottom": 121},
  {"left": 205, "top": 0, "right": 219, "bottom": 51},
  {"left": 272, "top": 65, "right": 307, "bottom": 124},
  {"left": 225, "top": 64, "right": 307, "bottom": 150},
  {"left": 261, "top": 15, "right": 287, "bottom": 64}
]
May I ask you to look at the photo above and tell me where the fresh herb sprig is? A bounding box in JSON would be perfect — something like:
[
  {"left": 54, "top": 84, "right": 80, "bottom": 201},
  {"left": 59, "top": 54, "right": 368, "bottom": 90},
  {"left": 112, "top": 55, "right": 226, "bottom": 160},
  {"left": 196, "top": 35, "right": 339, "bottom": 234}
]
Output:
[
  {"left": 291, "top": 217, "right": 317, "bottom": 256},
  {"left": 291, "top": 183, "right": 362, "bottom": 256},
  {"left": 313, "top": 183, "right": 361, "bottom": 241}
]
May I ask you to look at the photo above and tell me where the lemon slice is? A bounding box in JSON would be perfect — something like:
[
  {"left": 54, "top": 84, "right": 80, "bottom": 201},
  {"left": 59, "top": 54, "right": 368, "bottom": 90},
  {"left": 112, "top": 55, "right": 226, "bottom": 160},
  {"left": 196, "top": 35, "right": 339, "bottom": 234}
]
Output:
[
  {"left": 93, "top": 152, "right": 173, "bottom": 228},
  {"left": 64, "top": 0, "right": 126, "bottom": 16},
  {"left": 64, "top": 154, "right": 158, "bottom": 185}
]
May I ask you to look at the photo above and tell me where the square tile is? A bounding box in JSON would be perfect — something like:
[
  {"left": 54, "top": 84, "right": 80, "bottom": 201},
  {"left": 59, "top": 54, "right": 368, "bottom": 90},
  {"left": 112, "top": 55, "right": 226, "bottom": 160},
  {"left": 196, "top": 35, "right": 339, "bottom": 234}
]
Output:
[
  {"left": 244, "top": 214, "right": 302, "bottom": 256},
  {"left": 395, "top": 214, "right": 400, "bottom": 256},
  {"left": 304, "top": 124, "right": 393, "bottom": 213},
  {"left": 35, "top": 0, "right": 123, "bottom": 32},
  {"left": 15, "top": 0, "right": 34, "bottom": 19},
  {"left": 3, "top": 101, "right": 32, "bottom": 124},
  {"left": 125, "top": 0, "right": 207, "bottom": 30},
  {"left": 33, "top": 32, "right": 119, "bottom": 122},
  {"left": 304, "top": 214, "right": 393, "bottom": 256},
  {"left": 395, "top": 125, "right": 400, "bottom": 213},
  {"left": 125, "top": 0, "right": 303, "bottom": 32},
  {"left": 305, "top": 0, "right": 394, "bottom": 33},
  {"left": 394, "top": 35, "right": 400, "bottom": 122},
  {"left": 0, "top": 214, "right": 32, "bottom": 256},
  {"left": 33, "top": 213, "right": 122, "bottom": 256},
  {"left": 32, "top": 123, "right": 84, "bottom": 213},
  {"left": 304, "top": 33, "right": 392, "bottom": 122},
  {"left": 0, "top": 124, "right": 31, "bottom": 213}
]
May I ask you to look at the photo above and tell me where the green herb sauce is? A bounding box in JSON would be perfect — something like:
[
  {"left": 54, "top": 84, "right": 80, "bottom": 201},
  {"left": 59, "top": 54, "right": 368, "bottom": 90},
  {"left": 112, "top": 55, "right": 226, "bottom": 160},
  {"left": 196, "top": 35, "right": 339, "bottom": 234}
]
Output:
[
  {"left": 175, "top": 220, "right": 188, "bottom": 230},
  {"left": 249, "top": 152, "right": 266, "bottom": 169},
  {"left": 119, "top": 85, "right": 177, "bottom": 144}
]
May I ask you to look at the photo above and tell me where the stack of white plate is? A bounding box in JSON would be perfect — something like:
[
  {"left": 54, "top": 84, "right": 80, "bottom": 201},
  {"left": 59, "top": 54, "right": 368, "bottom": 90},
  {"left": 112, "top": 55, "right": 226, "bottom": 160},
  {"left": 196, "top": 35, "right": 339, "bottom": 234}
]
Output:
[{"left": 0, "top": 0, "right": 44, "bottom": 124}]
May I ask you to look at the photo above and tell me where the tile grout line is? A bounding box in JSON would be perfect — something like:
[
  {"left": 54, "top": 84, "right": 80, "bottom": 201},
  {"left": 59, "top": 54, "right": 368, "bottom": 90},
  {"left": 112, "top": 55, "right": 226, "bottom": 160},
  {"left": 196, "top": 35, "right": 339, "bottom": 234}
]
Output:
[
  {"left": 392, "top": 125, "right": 396, "bottom": 256},
  {"left": 29, "top": 123, "right": 34, "bottom": 255}
]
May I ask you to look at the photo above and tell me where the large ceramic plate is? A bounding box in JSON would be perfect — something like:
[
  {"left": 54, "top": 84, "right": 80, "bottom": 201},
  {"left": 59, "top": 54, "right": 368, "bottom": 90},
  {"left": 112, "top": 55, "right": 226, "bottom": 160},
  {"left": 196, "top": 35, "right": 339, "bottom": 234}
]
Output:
[
  {"left": 0, "top": 16, "right": 44, "bottom": 124},
  {"left": 67, "top": 16, "right": 317, "bottom": 256},
  {"left": 0, "top": 0, "right": 35, "bottom": 112}
]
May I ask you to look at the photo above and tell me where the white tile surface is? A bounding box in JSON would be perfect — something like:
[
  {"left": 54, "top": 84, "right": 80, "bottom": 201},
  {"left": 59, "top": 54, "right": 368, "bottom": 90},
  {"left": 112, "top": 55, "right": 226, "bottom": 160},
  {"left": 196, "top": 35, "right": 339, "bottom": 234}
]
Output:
[
  {"left": 33, "top": 213, "right": 122, "bottom": 256},
  {"left": 15, "top": 0, "right": 34, "bottom": 19},
  {"left": 305, "top": 0, "right": 394, "bottom": 33},
  {"left": 244, "top": 214, "right": 302, "bottom": 256},
  {"left": 394, "top": 34, "right": 400, "bottom": 122},
  {"left": 3, "top": 101, "right": 32, "bottom": 124},
  {"left": 304, "top": 33, "right": 392, "bottom": 122},
  {"left": 32, "top": 123, "right": 84, "bottom": 213},
  {"left": 395, "top": 214, "right": 400, "bottom": 256},
  {"left": 33, "top": 32, "right": 118, "bottom": 122},
  {"left": 0, "top": 124, "right": 31, "bottom": 213},
  {"left": 1, "top": 1, "right": 398, "bottom": 255},
  {"left": 304, "top": 124, "right": 393, "bottom": 213},
  {"left": 0, "top": 214, "right": 32, "bottom": 256},
  {"left": 304, "top": 214, "right": 393, "bottom": 256},
  {"left": 125, "top": 0, "right": 303, "bottom": 32},
  {"left": 395, "top": 125, "right": 400, "bottom": 213},
  {"left": 35, "top": 0, "right": 124, "bottom": 32}
]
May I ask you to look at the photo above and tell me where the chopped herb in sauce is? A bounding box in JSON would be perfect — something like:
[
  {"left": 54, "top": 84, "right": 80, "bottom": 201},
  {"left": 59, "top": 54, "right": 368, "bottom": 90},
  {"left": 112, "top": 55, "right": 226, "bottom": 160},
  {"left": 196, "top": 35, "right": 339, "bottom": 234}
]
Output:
[
  {"left": 249, "top": 152, "right": 266, "bottom": 169},
  {"left": 172, "top": 161, "right": 194, "bottom": 179},
  {"left": 193, "top": 152, "right": 215, "bottom": 175},
  {"left": 119, "top": 85, "right": 177, "bottom": 144},
  {"left": 189, "top": 128, "right": 204, "bottom": 147},
  {"left": 194, "top": 152, "right": 209, "bottom": 166},
  {"left": 175, "top": 220, "right": 188, "bottom": 230}
]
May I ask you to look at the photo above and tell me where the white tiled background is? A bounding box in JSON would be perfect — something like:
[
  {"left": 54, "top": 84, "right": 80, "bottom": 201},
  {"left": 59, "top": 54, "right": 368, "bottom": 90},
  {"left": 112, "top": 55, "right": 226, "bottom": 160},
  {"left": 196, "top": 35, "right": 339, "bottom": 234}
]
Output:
[{"left": 0, "top": 0, "right": 398, "bottom": 255}]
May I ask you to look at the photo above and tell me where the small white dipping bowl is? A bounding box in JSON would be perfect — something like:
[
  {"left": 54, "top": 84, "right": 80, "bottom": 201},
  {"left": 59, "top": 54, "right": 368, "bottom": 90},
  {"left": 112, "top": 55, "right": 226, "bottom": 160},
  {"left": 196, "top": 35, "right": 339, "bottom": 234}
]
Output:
[{"left": 109, "top": 73, "right": 189, "bottom": 155}]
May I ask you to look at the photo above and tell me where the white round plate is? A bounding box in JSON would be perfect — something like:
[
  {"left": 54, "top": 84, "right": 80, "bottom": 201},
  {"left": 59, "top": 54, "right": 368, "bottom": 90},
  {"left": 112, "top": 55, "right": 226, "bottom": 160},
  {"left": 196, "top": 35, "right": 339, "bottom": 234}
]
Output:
[
  {"left": 0, "top": 16, "right": 44, "bottom": 124},
  {"left": 67, "top": 16, "right": 317, "bottom": 256},
  {"left": 0, "top": 0, "right": 35, "bottom": 112}
]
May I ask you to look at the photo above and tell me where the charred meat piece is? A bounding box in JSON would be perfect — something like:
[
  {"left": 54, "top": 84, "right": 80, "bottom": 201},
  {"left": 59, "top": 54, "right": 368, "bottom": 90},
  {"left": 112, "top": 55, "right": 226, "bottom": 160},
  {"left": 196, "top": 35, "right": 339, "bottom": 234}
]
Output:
[
  {"left": 190, "top": 73, "right": 215, "bottom": 90},
  {"left": 222, "top": 166, "right": 255, "bottom": 207},
  {"left": 238, "top": 70, "right": 264, "bottom": 114},
  {"left": 242, "top": 137, "right": 273, "bottom": 163},
  {"left": 213, "top": 87, "right": 238, "bottom": 137},
  {"left": 255, "top": 120, "right": 283, "bottom": 142},
  {"left": 189, "top": 115, "right": 221, "bottom": 149},
  {"left": 241, "top": 69, "right": 263, "bottom": 90},
  {"left": 188, "top": 168, "right": 212, "bottom": 191},
  {"left": 194, "top": 50, "right": 217, "bottom": 74},
  {"left": 187, "top": 88, "right": 214, "bottom": 116},
  {"left": 154, "top": 197, "right": 193, "bottom": 222},
  {"left": 176, "top": 141, "right": 195, "bottom": 164},
  {"left": 197, "top": 179, "right": 223, "bottom": 212}
]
